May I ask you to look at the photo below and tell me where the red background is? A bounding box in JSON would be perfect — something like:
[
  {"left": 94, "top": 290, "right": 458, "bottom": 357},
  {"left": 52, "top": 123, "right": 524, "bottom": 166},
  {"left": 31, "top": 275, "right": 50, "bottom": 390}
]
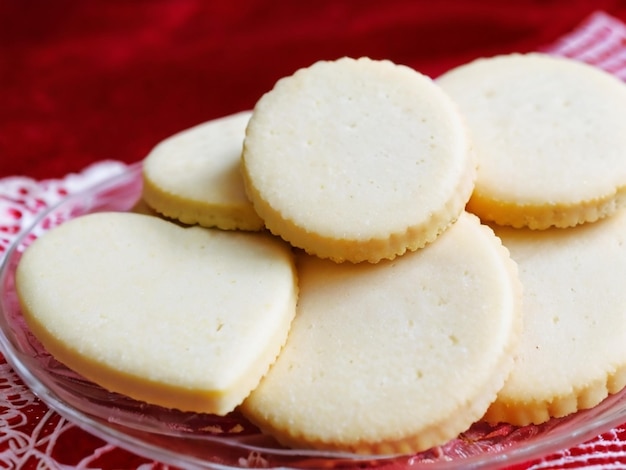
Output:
[{"left": 2, "top": 0, "right": 626, "bottom": 180}]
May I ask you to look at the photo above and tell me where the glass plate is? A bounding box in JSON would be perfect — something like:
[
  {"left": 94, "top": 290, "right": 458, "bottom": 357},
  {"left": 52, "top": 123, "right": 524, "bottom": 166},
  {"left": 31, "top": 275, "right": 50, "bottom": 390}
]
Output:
[{"left": 1, "top": 162, "right": 626, "bottom": 469}]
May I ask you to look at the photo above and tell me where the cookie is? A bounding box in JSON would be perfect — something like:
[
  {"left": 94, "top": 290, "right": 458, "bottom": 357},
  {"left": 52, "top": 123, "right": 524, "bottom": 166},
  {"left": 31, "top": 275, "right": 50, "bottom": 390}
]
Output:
[
  {"left": 485, "top": 210, "right": 626, "bottom": 426},
  {"left": 242, "top": 57, "right": 475, "bottom": 263},
  {"left": 142, "top": 111, "right": 264, "bottom": 231},
  {"left": 15, "top": 212, "right": 297, "bottom": 415},
  {"left": 241, "top": 212, "right": 522, "bottom": 454},
  {"left": 437, "top": 53, "right": 626, "bottom": 229}
]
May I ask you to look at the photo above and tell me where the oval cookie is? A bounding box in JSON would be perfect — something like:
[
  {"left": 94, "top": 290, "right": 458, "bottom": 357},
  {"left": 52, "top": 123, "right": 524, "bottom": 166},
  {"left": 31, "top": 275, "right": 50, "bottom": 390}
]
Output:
[
  {"left": 143, "top": 111, "right": 264, "bottom": 231},
  {"left": 16, "top": 212, "right": 297, "bottom": 415},
  {"left": 486, "top": 210, "right": 626, "bottom": 426},
  {"left": 437, "top": 53, "right": 626, "bottom": 229},
  {"left": 242, "top": 57, "right": 474, "bottom": 263},
  {"left": 241, "top": 212, "right": 521, "bottom": 454}
]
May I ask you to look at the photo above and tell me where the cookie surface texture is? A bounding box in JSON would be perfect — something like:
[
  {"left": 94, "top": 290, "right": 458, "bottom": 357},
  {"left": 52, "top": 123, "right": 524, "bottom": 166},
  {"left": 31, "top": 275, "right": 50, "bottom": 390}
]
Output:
[
  {"left": 242, "top": 57, "right": 474, "bottom": 263},
  {"left": 437, "top": 53, "right": 626, "bottom": 229},
  {"left": 241, "top": 212, "right": 521, "bottom": 454},
  {"left": 142, "top": 111, "right": 264, "bottom": 230},
  {"left": 486, "top": 211, "right": 626, "bottom": 425},
  {"left": 16, "top": 212, "right": 297, "bottom": 415}
]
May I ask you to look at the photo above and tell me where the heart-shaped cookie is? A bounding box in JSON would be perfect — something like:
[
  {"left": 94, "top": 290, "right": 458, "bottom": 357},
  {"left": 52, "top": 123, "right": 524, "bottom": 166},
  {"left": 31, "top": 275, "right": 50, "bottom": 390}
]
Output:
[{"left": 15, "top": 212, "right": 298, "bottom": 415}]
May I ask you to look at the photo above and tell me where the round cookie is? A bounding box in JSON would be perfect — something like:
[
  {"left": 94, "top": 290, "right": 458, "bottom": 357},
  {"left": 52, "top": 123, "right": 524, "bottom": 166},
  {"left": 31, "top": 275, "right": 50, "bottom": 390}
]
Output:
[
  {"left": 15, "top": 212, "right": 297, "bottom": 415},
  {"left": 437, "top": 53, "right": 626, "bottom": 230},
  {"left": 485, "top": 210, "right": 626, "bottom": 426},
  {"left": 241, "top": 212, "right": 522, "bottom": 454},
  {"left": 142, "top": 111, "right": 264, "bottom": 231},
  {"left": 242, "top": 57, "right": 474, "bottom": 263}
]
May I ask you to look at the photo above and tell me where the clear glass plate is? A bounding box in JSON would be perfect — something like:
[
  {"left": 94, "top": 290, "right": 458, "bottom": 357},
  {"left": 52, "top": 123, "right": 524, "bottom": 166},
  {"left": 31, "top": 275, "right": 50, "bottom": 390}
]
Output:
[{"left": 1, "top": 162, "right": 626, "bottom": 469}]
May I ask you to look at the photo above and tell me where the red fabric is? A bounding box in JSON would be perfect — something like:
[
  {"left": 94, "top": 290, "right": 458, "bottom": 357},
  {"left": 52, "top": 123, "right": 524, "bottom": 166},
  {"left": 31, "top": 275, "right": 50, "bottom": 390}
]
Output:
[{"left": 2, "top": 0, "right": 626, "bottom": 180}]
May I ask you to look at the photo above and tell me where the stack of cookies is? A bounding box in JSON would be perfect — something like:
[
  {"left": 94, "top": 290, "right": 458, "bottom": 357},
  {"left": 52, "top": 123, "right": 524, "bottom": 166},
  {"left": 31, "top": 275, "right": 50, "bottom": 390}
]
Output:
[
  {"left": 437, "top": 53, "right": 626, "bottom": 427},
  {"left": 14, "top": 54, "right": 626, "bottom": 455}
]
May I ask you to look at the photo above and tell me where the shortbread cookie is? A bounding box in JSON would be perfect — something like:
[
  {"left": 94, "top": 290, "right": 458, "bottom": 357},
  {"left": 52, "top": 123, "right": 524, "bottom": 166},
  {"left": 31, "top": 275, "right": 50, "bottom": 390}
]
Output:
[
  {"left": 16, "top": 212, "right": 297, "bottom": 415},
  {"left": 485, "top": 210, "right": 626, "bottom": 426},
  {"left": 241, "top": 212, "right": 521, "bottom": 454},
  {"left": 242, "top": 57, "right": 474, "bottom": 263},
  {"left": 143, "top": 111, "right": 264, "bottom": 231},
  {"left": 437, "top": 53, "right": 626, "bottom": 229}
]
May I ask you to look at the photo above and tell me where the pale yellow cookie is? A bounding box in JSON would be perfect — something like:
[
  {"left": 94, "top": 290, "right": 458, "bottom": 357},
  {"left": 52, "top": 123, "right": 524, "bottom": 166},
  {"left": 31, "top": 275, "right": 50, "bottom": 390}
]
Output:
[
  {"left": 241, "top": 212, "right": 521, "bottom": 454},
  {"left": 485, "top": 210, "right": 626, "bottom": 426},
  {"left": 437, "top": 53, "right": 626, "bottom": 229},
  {"left": 242, "top": 57, "right": 474, "bottom": 263},
  {"left": 143, "top": 111, "right": 264, "bottom": 231},
  {"left": 16, "top": 212, "right": 297, "bottom": 415}
]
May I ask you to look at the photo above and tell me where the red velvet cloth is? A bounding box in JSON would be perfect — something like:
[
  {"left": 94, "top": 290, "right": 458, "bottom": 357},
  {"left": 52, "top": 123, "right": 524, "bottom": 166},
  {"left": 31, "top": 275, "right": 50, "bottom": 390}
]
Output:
[{"left": 2, "top": 0, "right": 626, "bottom": 180}]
